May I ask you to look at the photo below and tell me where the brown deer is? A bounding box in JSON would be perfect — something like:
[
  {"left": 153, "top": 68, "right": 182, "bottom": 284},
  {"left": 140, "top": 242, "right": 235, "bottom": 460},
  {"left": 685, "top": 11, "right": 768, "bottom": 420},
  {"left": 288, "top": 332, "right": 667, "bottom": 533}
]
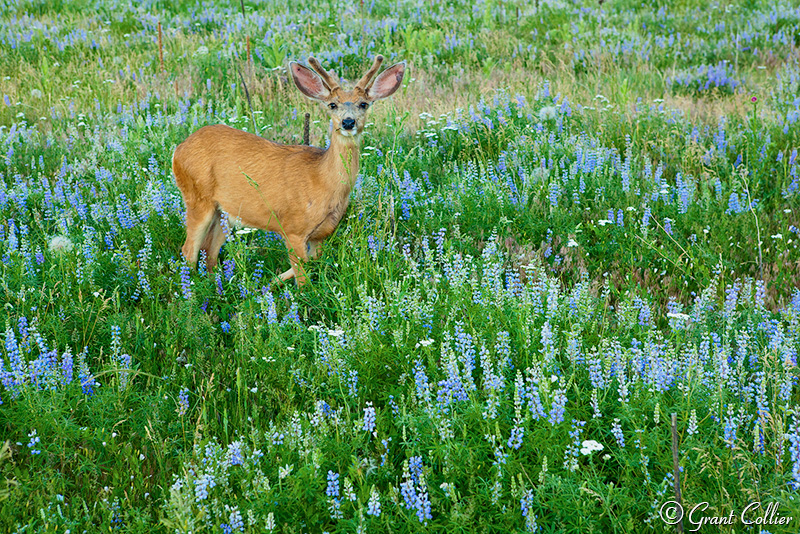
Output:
[{"left": 172, "top": 55, "right": 405, "bottom": 285}]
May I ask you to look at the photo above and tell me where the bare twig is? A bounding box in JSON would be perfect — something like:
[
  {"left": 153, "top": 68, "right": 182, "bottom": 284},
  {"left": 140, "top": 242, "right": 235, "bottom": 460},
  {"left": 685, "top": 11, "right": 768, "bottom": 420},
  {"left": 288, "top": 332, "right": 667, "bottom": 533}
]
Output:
[
  {"left": 237, "top": 66, "right": 258, "bottom": 135},
  {"left": 741, "top": 173, "right": 763, "bottom": 279},
  {"left": 303, "top": 113, "right": 310, "bottom": 145}
]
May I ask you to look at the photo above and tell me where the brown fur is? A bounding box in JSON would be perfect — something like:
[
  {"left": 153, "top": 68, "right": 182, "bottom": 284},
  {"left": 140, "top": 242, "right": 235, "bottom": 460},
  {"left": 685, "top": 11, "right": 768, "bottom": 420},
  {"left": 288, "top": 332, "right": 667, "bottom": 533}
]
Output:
[{"left": 173, "top": 55, "right": 406, "bottom": 285}]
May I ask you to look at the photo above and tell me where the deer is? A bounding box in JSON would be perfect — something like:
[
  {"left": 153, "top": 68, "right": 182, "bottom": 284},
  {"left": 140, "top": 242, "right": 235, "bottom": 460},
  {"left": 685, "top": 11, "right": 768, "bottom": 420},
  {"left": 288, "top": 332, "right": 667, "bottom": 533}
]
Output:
[{"left": 172, "top": 55, "right": 406, "bottom": 285}]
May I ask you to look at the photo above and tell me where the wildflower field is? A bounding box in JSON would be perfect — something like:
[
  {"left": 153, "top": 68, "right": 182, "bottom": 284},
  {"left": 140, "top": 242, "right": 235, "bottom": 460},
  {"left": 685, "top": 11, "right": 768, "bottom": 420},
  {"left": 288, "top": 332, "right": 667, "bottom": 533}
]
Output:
[{"left": 2, "top": 0, "right": 800, "bottom": 531}]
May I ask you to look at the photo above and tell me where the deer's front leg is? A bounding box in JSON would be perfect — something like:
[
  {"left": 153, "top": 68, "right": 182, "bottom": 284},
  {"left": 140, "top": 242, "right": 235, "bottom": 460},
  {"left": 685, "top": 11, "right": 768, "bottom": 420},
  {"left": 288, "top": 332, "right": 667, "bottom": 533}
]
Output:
[{"left": 281, "top": 234, "right": 309, "bottom": 285}]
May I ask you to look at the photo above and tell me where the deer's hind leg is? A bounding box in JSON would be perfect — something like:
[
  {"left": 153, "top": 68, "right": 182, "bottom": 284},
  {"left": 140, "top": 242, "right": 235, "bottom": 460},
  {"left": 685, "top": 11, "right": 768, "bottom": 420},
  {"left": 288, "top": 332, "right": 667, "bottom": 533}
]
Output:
[
  {"left": 200, "top": 209, "right": 227, "bottom": 271},
  {"left": 182, "top": 202, "right": 218, "bottom": 266}
]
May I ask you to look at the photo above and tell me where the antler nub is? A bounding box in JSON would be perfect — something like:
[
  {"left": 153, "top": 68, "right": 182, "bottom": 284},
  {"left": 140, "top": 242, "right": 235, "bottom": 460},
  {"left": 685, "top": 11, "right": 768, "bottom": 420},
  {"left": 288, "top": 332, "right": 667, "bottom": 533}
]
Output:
[
  {"left": 307, "top": 56, "right": 340, "bottom": 92},
  {"left": 357, "top": 55, "right": 384, "bottom": 92}
]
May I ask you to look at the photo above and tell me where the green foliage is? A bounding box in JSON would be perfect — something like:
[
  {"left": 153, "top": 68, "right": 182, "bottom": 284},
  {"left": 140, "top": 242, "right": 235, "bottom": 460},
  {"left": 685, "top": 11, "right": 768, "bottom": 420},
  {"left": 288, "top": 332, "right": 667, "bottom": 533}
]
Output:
[{"left": 1, "top": 0, "right": 800, "bottom": 532}]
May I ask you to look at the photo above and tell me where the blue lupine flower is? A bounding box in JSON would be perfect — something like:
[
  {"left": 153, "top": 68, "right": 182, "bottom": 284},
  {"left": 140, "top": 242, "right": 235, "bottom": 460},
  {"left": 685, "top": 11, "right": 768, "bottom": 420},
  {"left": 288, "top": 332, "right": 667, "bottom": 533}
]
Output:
[
  {"left": 508, "top": 426, "right": 524, "bottom": 450},
  {"left": 726, "top": 192, "right": 743, "bottom": 214},
  {"left": 526, "top": 380, "right": 546, "bottom": 420},
  {"left": 223, "top": 259, "right": 235, "bottom": 281},
  {"left": 326, "top": 471, "right": 340, "bottom": 498},
  {"left": 414, "top": 362, "right": 430, "bottom": 402},
  {"left": 380, "top": 438, "right": 391, "bottom": 467},
  {"left": 367, "top": 235, "right": 382, "bottom": 258},
  {"left": 548, "top": 388, "right": 567, "bottom": 425},
  {"left": 415, "top": 483, "right": 432, "bottom": 524},
  {"left": 4, "top": 327, "right": 25, "bottom": 393},
  {"left": 363, "top": 402, "right": 376, "bottom": 433},
  {"left": 366, "top": 487, "right": 381, "bottom": 516},
  {"left": 611, "top": 419, "right": 625, "bottom": 448},
  {"left": 687, "top": 410, "right": 698, "bottom": 436},
  {"left": 387, "top": 396, "right": 399, "bottom": 418},
  {"left": 587, "top": 352, "right": 605, "bottom": 389},
  {"left": 117, "top": 352, "right": 131, "bottom": 390},
  {"left": 787, "top": 414, "right": 800, "bottom": 489},
  {"left": 347, "top": 370, "right": 358, "bottom": 397},
  {"left": 215, "top": 272, "right": 224, "bottom": 295},
  {"left": 641, "top": 206, "right": 651, "bottom": 231},
  {"left": 548, "top": 181, "right": 560, "bottom": 208},
  {"left": 177, "top": 388, "right": 189, "bottom": 417},
  {"left": 180, "top": 265, "right": 193, "bottom": 300},
  {"left": 723, "top": 282, "right": 739, "bottom": 320},
  {"left": 409, "top": 456, "right": 423, "bottom": 483},
  {"left": 723, "top": 407, "right": 737, "bottom": 448},
  {"left": 453, "top": 323, "right": 476, "bottom": 391},
  {"left": 495, "top": 330, "right": 511, "bottom": 371},
  {"left": 27, "top": 429, "right": 41, "bottom": 455},
  {"left": 228, "top": 508, "right": 244, "bottom": 532},
  {"left": 61, "top": 350, "right": 73, "bottom": 385},
  {"left": 563, "top": 420, "right": 585, "bottom": 471},
  {"left": 520, "top": 487, "right": 541, "bottom": 532},
  {"left": 77, "top": 348, "right": 95, "bottom": 396},
  {"left": 116, "top": 193, "right": 136, "bottom": 230},
  {"left": 194, "top": 472, "right": 215, "bottom": 501},
  {"left": 400, "top": 476, "right": 416, "bottom": 510}
]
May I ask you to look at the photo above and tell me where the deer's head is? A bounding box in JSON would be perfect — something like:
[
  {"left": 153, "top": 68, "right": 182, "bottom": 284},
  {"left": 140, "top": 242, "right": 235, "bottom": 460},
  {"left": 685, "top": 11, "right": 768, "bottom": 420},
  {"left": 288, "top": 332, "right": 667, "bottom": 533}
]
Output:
[{"left": 290, "top": 55, "right": 406, "bottom": 138}]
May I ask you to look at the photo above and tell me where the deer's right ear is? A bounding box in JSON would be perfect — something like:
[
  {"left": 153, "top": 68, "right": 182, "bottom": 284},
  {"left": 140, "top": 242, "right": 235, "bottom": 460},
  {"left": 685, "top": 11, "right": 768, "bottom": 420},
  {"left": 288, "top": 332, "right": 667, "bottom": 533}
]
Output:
[{"left": 290, "top": 62, "right": 330, "bottom": 101}]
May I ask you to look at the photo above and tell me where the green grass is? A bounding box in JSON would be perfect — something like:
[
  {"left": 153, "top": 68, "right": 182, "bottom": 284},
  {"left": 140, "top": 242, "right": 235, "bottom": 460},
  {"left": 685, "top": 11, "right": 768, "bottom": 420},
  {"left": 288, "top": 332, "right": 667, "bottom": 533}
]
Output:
[{"left": 1, "top": 0, "right": 800, "bottom": 532}]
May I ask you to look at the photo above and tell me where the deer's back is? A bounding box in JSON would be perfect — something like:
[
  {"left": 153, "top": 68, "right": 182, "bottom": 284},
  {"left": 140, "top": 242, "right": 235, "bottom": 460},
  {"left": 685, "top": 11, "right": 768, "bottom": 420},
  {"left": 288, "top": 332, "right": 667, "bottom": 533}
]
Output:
[{"left": 173, "top": 124, "right": 327, "bottom": 230}]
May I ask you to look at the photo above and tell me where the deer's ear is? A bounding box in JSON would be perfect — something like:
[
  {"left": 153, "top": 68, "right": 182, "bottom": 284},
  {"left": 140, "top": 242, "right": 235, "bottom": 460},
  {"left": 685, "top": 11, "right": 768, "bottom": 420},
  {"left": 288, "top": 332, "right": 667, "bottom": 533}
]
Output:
[
  {"left": 368, "top": 61, "right": 406, "bottom": 100},
  {"left": 290, "top": 62, "right": 330, "bottom": 101}
]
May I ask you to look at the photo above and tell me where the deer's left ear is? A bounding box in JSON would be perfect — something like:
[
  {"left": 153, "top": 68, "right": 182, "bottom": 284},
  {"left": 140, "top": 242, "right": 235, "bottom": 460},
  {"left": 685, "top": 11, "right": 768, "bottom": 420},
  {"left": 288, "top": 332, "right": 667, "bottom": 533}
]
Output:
[{"left": 368, "top": 62, "right": 406, "bottom": 101}]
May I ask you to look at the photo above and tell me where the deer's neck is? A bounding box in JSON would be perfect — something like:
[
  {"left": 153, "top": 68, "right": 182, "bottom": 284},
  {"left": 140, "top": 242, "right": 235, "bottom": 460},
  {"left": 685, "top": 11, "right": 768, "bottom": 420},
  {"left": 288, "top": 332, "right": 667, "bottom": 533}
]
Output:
[{"left": 321, "top": 133, "right": 361, "bottom": 194}]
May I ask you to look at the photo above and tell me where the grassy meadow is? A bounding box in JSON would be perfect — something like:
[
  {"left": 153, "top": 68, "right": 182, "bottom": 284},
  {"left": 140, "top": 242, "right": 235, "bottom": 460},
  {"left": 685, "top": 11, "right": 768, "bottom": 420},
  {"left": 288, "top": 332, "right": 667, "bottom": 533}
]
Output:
[{"left": 1, "top": 0, "right": 800, "bottom": 531}]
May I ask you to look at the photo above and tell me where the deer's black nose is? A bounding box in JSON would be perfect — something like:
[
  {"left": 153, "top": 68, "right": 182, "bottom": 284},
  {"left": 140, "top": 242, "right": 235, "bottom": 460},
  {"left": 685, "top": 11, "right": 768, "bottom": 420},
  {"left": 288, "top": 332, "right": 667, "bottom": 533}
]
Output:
[{"left": 342, "top": 118, "right": 356, "bottom": 130}]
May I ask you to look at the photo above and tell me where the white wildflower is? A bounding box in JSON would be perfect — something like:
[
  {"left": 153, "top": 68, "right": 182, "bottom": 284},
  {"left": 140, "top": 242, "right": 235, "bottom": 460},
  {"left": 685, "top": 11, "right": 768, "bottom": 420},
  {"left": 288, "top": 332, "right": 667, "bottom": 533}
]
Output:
[
  {"left": 580, "top": 440, "right": 604, "bottom": 456},
  {"left": 278, "top": 464, "right": 294, "bottom": 479},
  {"left": 666, "top": 312, "right": 690, "bottom": 321},
  {"left": 538, "top": 106, "right": 558, "bottom": 121},
  {"left": 48, "top": 235, "right": 74, "bottom": 253}
]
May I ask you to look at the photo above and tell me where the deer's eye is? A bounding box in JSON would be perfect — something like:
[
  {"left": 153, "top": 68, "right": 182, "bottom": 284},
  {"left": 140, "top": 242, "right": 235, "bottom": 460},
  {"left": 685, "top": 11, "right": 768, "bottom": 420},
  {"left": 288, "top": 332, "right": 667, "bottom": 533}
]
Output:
[
  {"left": 359, "top": 102, "right": 369, "bottom": 110},
  {"left": 329, "top": 103, "right": 338, "bottom": 110}
]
